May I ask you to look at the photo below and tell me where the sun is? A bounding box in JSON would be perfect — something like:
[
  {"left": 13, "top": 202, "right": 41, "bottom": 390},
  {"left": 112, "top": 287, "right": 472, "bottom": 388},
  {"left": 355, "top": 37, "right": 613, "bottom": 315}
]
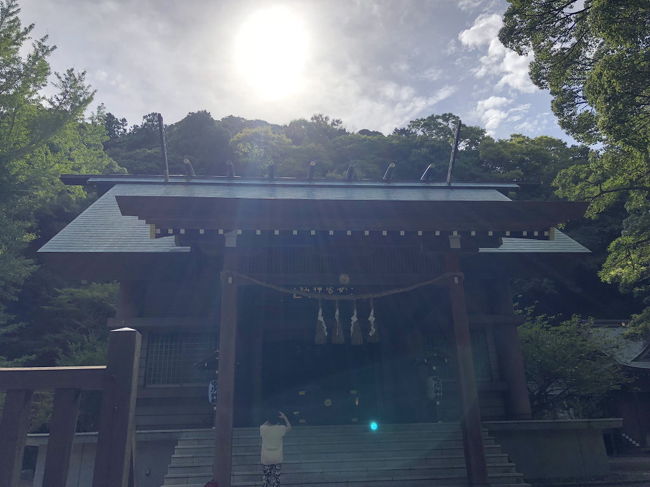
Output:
[{"left": 234, "top": 6, "right": 309, "bottom": 101}]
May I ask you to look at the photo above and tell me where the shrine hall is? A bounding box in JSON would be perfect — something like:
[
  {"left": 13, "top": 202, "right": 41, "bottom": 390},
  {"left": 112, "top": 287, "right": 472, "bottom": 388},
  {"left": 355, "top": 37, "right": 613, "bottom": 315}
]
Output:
[{"left": 34, "top": 173, "right": 620, "bottom": 487}]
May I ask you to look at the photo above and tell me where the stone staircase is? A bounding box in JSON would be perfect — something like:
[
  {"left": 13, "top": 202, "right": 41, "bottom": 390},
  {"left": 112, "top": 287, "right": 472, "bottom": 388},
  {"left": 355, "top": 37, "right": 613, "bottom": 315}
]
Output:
[{"left": 162, "top": 423, "right": 530, "bottom": 487}]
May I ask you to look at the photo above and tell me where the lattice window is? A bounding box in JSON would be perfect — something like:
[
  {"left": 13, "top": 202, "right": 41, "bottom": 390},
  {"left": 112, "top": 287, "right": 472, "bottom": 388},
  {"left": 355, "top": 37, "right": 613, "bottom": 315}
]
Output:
[{"left": 145, "top": 332, "right": 217, "bottom": 385}]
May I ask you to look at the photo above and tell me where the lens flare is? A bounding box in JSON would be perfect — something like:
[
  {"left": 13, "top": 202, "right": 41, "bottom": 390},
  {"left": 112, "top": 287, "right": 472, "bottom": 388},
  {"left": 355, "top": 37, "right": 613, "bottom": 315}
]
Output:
[{"left": 234, "top": 6, "right": 309, "bottom": 100}]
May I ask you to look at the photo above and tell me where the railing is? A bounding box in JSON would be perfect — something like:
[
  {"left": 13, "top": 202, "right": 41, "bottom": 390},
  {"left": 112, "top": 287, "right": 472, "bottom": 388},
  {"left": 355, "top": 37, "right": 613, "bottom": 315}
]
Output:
[{"left": 0, "top": 327, "right": 141, "bottom": 487}]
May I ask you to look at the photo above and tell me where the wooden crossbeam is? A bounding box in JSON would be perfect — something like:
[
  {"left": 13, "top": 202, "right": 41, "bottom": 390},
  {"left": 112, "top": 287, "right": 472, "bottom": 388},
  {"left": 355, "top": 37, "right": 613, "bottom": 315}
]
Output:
[{"left": 0, "top": 366, "right": 105, "bottom": 390}]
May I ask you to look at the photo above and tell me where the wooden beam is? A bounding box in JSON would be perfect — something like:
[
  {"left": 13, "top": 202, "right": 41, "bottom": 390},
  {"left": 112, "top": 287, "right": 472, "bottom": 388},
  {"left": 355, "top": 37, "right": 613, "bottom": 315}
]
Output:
[
  {"left": 0, "top": 389, "right": 33, "bottom": 487},
  {"left": 92, "top": 328, "right": 141, "bottom": 487},
  {"left": 214, "top": 243, "right": 239, "bottom": 487},
  {"left": 0, "top": 366, "right": 105, "bottom": 391},
  {"left": 445, "top": 253, "right": 489, "bottom": 487},
  {"left": 42, "top": 388, "right": 81, "bottom": 487},
  {"left": 116, "top": 196, "right": 588, "bottom": 233}
]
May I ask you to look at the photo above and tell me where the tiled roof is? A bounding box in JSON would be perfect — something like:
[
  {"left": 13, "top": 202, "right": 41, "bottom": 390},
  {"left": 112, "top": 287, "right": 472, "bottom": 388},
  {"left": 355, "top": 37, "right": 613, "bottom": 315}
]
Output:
[
  {"left": 39, "top": 182, "right": 588, "bottom": 255},
  {"left": 592, "top": 323, "right": 650, "bottom": 370},
  {"left": 479, "top": 229, "right": 589, "bottom": 254},
  {"left": 89, "top": 180, "right": 513, "bottom": 202},
  {"left": 66, "top": 174, "right": 520, "bottom": 192},
  {"left": 38, "top": 185, "right": 189, "bottom": 254}
]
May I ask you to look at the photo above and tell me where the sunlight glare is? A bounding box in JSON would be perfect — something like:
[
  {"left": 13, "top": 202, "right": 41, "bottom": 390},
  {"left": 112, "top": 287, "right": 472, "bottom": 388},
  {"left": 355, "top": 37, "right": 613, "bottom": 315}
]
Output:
[{"left": 234, "top": 6, "right": 309, "bottom": 100}]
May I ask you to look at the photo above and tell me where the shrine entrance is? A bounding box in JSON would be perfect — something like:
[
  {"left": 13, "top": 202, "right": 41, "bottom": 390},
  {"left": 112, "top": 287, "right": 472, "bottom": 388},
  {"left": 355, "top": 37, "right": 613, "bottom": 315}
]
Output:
[
  {"left": 242, "top": 285, "right": 461, "bottom": 427},
  {"left": 262, "top": 338, "right": 381, "bottom": 425}
]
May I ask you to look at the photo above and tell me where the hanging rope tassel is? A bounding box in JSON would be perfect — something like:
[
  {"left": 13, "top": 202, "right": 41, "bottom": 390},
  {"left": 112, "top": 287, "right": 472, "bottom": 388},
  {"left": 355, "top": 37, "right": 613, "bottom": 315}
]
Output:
[
  {"left": 350, "top": 301, "right": 363, "bottom": 345},
  {"left": 332, "top": 300, "right": 345, "bottom": 344},
  {"left": 315, "top": 299, "right": 328, "bottom": 344},
  {"left": 367, "top": 298, "right": 379, "bottom": 343}
]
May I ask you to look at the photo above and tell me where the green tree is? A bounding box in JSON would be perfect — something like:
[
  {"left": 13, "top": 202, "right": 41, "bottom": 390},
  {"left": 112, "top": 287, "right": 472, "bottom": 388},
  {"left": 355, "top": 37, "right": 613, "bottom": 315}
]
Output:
[
  {"left": 103, "top": 110, "right": 128, "bottom": 140},
  {"left": 479, "top": 134, "right": 588, "bottom": 199},
  {"left": 0, "top": 1, "right": 121, "bottom": 365},
  {"left": 105, "top": 111, "right": 234, "bottom": 176},
  {"left": 500, "top": 0, "right": 650, "bottom": 331},
  {"left": 231, "top": 125, "right": 293, "bottom": 176},
  {"left": 519, "top": 315, "right": 627, "bottom": 418},
  {"left": 166, "top": 110, "right": 232, "bottom": 175},
  {"left": 0, "top": 0, "right": 93, "bottom": 325}
]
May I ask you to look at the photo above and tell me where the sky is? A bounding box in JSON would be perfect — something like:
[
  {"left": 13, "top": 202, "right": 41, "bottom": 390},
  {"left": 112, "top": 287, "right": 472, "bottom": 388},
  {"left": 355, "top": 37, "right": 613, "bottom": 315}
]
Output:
[{"left": 20, "top": 0, "right": 575, "bottom": 142}]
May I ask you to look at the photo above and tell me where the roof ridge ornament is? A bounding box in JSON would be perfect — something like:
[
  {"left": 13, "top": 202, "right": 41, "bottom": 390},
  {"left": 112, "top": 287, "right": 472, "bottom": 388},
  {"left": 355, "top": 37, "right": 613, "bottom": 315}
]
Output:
[
  {"left": 420, "top": 163, "right": 434, "bottom": 182},
  {"left": 382, "top": 162, "right": 396, "bottom": 183}
]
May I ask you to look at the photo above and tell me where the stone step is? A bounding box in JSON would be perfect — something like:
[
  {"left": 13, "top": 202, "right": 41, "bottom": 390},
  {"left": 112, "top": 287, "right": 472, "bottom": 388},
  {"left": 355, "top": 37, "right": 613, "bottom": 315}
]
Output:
[
  {"left": 169, "top": 452, "right": 511, "bottom": 468},
  {"left": 167, "top": 462, "right": 519, "bottom": 477},
  {"left": 164, "top": 471, "right": 526, "bottom": 486},
  {"left": 174, "top": 436, "right": 494, "bottom": 449},
  {"left": 178, "top": 429, "right": 468, "bottom": 442},
  {"left": 162, "top": 423, "right": 529, "bottom": 487},
  {"left": 171, "top": 442, "right": 503, "bottom": 458},
  {"left": 165, "top": 483, "right": 532, "bottom": 487},
  {"left": 182, "top": 423, "right": 466, "bottom": 438},
  {"left": 176, "top": 435, "right": 495, "bottom": 448}
]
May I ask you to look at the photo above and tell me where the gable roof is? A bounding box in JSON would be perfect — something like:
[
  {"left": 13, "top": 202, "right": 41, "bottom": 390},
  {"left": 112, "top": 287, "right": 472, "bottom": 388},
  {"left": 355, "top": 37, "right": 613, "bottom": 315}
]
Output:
[
  {"left": 39, "top": 185, "right": 189, "bottom": 254},
  {"left": 39, "top": 179, "right": 588, "bottom": 255}
]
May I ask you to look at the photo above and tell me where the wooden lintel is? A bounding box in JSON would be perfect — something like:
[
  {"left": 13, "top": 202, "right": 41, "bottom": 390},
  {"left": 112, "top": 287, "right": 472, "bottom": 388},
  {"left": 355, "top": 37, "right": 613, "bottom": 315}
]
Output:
[{"left": 0, "top": 366, "right": 106, "bottom": 391}]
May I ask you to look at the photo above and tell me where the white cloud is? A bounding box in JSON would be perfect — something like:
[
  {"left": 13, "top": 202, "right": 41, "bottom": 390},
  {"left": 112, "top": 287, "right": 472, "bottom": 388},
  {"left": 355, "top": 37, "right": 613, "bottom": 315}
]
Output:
[
  {"left": 457, "top": 0, "right": 501, "bottom": 12},
  {"left": 458, "top": 13, "right": 502, "bottom": 47},
  {"left": 475, "top": 96, "right": 531, "bottom": 134},
  {"left": 419, "top": 67, "right": 442, "bottom": 81},
  {"left": 459, "top": 14, "right": 536, "bottom": 93},
  {"left": 514, "top": 113, "right": 553, "bottom": 134},
  {"left": 304, "top": 68, "right": 458, "bottom": 133},
  {"left": 477, "top": 95, "right": 510, "bottom": 111},
  {"left": 21, "top": 0, "right": 564, "bottom": 141}
]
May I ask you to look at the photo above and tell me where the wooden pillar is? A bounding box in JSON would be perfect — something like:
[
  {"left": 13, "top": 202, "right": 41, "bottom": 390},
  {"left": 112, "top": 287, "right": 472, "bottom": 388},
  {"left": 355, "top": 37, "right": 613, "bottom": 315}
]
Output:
[
  {"left": 251, "top": 324, "right": 264, "bottom": 425},
  {"left": 445, "top": 253, "right": 489, "bottom": 487},
  {"left": 0, "top": 389, "right": 33, "bottom": 487},
  {"left": 494, "top": 324, "right": 532, "bottom": 419},
  {"left": 491, "top": 281, "right": 532, "bottom": 419},
  {"left": 92, "top": 327, "right": 141, "bottom": 487},
  {"left": 214, "top": 233, "right": 239, "bottom": 487},
  {"left": 42, "top": 388, "right": 82, "bottom": 487}
]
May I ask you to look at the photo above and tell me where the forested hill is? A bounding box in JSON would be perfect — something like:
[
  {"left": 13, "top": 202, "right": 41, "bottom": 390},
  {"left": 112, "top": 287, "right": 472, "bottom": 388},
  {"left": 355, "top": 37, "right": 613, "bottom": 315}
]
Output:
[{"left": 103, "top": 110, "right": 584, "bottom": 202}]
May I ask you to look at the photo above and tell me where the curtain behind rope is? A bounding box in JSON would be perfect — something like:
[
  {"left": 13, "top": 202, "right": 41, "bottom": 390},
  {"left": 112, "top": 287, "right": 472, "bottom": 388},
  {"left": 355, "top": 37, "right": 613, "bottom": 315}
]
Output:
[
  {"left": 229, "top": 271, "right": 460, "bottom": 300},
  {"left": 229, "top": 271, "right": 460, "bottom": 345}
]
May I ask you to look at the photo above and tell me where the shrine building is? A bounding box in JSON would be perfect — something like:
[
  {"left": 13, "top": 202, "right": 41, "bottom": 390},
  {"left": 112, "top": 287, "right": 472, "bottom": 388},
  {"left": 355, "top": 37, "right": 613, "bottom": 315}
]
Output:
[{"left": 34, "top": 173, "right": 620, "bottom": 487}]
